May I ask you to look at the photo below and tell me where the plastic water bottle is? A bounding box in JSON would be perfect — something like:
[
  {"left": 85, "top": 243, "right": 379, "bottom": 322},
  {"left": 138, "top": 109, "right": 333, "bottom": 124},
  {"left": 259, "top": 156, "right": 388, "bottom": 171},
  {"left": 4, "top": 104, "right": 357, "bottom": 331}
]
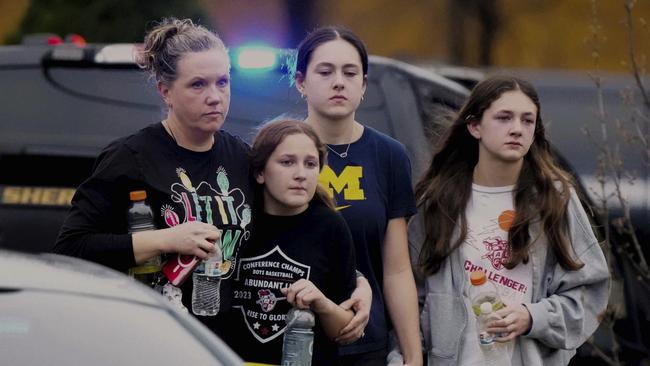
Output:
[
  {"left": 478, "top": 302, "right": 509, "bottom": 364},
  {"left": 281, "top": 308, "right": 315, "bottom": 366},
  {"left": 469, "top": 270, "right": 504, "bottom": 317},
  {"left": 478, "top": 302, "right": 497, "bottom": 347},
  {"left": 191, "top": 239, "right": 222, "bottom": 316},
  {"left": 469, "top": 270, "right": 508, "bottom": 364},
  {"left": 127, "top": 190, "right": 162, "bottom": 287}
]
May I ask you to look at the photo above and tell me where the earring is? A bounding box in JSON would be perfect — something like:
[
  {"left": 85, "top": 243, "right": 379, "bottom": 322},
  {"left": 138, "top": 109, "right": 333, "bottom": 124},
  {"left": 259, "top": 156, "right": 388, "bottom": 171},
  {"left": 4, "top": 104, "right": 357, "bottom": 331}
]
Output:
[
  {"left": 361, "top": 94, "right": 365, "bottom": 101},
  {"left": 300, "top": 94, "right": 306, "bottom": 99}
]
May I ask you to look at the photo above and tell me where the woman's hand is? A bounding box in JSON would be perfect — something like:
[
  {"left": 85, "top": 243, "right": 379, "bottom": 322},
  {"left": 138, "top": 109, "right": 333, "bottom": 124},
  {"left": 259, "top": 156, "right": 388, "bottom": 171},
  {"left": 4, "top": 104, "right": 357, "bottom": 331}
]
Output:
[
  {"left": 335, "top": 276, "right": 371, "bottom": 344},
  {"left": 281, "top": 279, "right": 329, "bottom": 313},
  {"left": 132, "top": 221, "right": 219, "bottom": 264},
  {"left": 159, "top": 221, "right": 221, "bottom": 259},
  {"left": 487, "top": 304, "right": 532, "bottom": 342}
]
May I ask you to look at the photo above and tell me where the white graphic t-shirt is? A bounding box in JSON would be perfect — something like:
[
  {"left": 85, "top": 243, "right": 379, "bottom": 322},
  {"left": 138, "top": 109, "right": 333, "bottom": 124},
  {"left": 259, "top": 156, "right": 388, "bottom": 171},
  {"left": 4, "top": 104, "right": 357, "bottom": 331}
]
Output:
[{"left": 458, "top": 184, "right": 533, "bottom": 365}]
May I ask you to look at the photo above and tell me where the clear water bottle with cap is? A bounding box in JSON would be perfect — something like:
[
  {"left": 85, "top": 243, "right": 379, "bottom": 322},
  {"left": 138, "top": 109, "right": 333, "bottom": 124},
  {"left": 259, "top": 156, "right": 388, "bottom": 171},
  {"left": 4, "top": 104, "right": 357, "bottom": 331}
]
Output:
[
  {"left": 191, "top": 239, "right": 222, "bottom": 316},
  {"left": 469, "top": 270, "right": 505, "bottom": 316},
  {"left": 478, "top": 302, "right": 509, "bottom": 364},
  {"left": 127, "top": 190, "right": 162, "bottom": 287},
  {"left": 281, "top": 307, "right": 315, "bottom": 366},
  {"left": 478, "top": 302, "right": 497, "bottom": 346},
  {"left": 469, "top": 270, "right": 509, "bottom": 363}
]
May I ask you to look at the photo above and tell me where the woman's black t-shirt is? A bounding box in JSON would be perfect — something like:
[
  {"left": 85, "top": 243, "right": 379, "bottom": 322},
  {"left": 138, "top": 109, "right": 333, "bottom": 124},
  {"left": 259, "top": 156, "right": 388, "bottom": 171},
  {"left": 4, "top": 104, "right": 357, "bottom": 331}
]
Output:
[{"left": 55, "top": 122, "right": 255, "bottom": 312}]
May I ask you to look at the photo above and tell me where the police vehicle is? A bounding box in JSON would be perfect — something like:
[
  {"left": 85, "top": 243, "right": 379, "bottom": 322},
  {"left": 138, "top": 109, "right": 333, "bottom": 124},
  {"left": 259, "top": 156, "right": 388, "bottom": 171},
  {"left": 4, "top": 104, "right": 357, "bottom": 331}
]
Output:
[{"left": 0, "top": 36, "right": 467, "bottom": 253}]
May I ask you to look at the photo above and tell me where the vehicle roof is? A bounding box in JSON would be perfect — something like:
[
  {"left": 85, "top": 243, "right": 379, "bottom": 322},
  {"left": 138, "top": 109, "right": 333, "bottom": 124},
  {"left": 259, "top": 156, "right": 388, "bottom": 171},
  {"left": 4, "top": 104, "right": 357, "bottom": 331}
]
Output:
[
  {"left": 0, "top": 249, "right": 244, "bottom": 365},
  {"left": 0, "top": 249, "right": 162, "bottom": 306},
  {"left": 371, "top": 55, "right": 469, "bottom": 95}
]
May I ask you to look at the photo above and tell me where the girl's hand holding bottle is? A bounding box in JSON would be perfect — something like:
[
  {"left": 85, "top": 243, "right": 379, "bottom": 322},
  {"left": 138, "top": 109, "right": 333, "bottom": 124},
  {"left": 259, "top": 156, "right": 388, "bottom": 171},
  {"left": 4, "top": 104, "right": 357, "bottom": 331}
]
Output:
[
  {"left": 486, "top": 303, "right": 532, "bottom": 341},
  {"left": 281, "top": 279, "right": 331, "bottom": 313}
]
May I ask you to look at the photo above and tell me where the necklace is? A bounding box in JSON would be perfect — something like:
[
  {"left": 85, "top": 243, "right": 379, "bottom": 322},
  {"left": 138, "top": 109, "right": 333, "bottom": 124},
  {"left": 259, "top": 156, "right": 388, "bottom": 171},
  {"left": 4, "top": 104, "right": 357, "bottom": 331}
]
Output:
[
  {"left": 326, "top": 143, "right": 351, "bottom": 159},
  {"left": 163, "top": 120, "right": 177, "bottom": 144},
  {"left": 163, "top": 120, "right": 215, "bottom": 150}
]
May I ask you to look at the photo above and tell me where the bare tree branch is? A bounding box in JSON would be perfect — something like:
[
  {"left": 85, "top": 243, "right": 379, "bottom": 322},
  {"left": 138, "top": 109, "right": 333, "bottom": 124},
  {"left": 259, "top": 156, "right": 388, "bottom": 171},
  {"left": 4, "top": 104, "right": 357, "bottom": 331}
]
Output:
[{"left": 625, "top": 0, "right": 650, "bottom": 110}]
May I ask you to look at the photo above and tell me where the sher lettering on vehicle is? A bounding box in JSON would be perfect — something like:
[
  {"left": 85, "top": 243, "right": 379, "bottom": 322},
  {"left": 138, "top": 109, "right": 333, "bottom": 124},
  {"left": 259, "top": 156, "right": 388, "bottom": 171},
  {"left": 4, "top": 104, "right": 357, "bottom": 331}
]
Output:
[{"left": 0, "top": 185, "right": 75, "bottom": 207}]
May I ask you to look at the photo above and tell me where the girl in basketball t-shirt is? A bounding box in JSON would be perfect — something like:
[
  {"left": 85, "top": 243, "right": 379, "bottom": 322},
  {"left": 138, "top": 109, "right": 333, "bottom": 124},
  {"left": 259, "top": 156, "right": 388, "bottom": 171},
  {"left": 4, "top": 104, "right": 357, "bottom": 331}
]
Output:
[{"left": 227, "top": 119, "right": 357, "bottom": 366}]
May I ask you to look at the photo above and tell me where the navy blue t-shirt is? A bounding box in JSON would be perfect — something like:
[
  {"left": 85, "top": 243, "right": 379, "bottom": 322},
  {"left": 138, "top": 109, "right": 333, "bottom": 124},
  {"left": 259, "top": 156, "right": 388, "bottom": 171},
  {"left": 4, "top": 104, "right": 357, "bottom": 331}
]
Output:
[{"left": 318, "top": 126, "right": 417, "bottom": 355}]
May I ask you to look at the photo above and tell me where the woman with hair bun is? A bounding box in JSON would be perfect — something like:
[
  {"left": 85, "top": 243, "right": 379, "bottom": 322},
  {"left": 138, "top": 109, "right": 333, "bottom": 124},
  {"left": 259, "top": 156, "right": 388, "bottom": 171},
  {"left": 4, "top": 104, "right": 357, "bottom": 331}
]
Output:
[
  {"left": 55, "top": 18, "right": 248, "bottom": 316},
  {"left": 55, "top": 18, "right": 370, "bottom": 349}
]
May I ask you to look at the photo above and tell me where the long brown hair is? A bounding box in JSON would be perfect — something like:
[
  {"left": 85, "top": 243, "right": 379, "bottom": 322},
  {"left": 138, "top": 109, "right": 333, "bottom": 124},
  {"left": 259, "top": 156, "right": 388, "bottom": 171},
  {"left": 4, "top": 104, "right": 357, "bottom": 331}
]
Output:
[
  {"left": 415, "top": 75, "right": 583, "bottom": 275},
  {"left": 250, "top": 119, "right": 335, "bottom": 210}
]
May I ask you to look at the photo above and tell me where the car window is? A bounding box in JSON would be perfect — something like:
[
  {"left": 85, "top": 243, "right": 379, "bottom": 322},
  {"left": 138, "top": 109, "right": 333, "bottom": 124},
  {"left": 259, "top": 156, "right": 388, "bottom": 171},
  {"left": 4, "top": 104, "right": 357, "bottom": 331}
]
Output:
[{"left": 0, "top": 68, "right": 163, "bottom": 156}]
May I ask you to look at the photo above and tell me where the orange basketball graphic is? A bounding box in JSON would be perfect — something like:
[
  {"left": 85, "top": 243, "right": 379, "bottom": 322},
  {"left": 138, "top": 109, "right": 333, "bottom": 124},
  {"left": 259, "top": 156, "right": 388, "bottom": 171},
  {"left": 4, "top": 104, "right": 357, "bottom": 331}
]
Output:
[{"left": 498, "top": 210, "right": 516, "bottom": 231}]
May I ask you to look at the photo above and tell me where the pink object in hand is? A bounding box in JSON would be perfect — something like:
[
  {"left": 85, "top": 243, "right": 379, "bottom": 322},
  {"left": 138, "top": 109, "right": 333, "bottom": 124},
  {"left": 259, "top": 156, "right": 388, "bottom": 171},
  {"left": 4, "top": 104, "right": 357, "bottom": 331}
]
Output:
[{"left": 162, "top": 253, "right": 199, "bottom": 286}]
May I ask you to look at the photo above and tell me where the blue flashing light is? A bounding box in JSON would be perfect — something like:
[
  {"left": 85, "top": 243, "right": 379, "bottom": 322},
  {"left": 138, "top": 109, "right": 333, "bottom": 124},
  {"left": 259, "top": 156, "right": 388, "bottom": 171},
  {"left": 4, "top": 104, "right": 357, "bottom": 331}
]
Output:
[{"left": 234, "top": 45, "right": 279, "bottom": 71}]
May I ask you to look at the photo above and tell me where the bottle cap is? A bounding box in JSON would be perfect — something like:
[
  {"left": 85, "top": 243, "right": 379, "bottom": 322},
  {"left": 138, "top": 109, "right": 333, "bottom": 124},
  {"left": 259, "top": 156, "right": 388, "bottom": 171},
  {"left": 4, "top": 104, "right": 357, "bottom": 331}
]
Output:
[
  {"left": 130, "top": 190, "right": 147, "bottom": 201},
  {"left": 470, "top": 270, "right": 487, "bottom": 286},
  {"left": 480, "top": 302, "right": 493, "bottom": 314}
]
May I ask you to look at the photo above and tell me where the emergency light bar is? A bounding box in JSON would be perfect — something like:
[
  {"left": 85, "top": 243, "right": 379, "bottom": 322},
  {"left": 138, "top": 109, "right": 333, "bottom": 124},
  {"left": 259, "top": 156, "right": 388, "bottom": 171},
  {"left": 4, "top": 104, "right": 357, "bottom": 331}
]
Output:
[{"left": 233, "top": 45, "right": 280, "bottom": 71}]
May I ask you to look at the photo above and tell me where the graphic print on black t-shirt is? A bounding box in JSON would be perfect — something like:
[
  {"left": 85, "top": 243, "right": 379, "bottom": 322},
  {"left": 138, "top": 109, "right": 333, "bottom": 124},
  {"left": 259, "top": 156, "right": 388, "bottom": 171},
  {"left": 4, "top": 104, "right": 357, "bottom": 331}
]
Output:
[
  {"left": 160, "top": 165, "right": 251, "bottom": 279},
  {"left": 234, "top": 246, "right": 310, "bottom": 343}
]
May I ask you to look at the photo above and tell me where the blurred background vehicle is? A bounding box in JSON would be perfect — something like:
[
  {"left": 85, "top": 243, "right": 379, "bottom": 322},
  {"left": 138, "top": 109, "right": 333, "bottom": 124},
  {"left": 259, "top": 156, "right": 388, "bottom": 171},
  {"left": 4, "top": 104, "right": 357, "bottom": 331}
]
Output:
[
  {"left": 0, "top": 39, "right": 468, "bottom": 254},
  {"left": 0, "top": 249, "right": 243, "bottom": 366},
  {"left": 525, "top": 70, "right": 650, "bottom": 366}
]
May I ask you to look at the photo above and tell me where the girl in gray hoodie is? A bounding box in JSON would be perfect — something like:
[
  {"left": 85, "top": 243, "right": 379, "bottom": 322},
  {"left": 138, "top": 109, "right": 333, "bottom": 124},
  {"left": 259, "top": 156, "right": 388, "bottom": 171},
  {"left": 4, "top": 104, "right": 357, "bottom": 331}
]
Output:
[{"left": 390, "top": 75, "right": 609, "bottom": 365}]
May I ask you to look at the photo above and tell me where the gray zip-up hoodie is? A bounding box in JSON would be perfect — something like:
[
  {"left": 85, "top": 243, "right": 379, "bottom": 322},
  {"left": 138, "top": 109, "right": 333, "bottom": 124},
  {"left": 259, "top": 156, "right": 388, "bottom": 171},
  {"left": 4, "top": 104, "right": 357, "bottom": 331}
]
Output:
[{"left": 388, "top": 189, "right": 610, "bottom": 365}]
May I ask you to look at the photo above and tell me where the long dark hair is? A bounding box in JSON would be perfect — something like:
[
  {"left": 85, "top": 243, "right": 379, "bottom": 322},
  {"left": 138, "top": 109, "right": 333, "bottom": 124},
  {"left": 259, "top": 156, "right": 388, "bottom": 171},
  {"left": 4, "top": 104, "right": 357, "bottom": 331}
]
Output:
[
  {"left": 415, "top": 75, "right": 583, "bottom": 275},
  {"left": 250, "top": 119, "right": 335, "bottom": 210}
]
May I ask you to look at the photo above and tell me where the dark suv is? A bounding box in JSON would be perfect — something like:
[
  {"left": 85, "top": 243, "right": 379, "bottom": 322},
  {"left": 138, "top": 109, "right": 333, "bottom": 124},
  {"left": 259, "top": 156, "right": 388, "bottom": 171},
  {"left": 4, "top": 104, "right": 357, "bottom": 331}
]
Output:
[{"left": 0, "top": 41, "right": 468, "bottom": 253}]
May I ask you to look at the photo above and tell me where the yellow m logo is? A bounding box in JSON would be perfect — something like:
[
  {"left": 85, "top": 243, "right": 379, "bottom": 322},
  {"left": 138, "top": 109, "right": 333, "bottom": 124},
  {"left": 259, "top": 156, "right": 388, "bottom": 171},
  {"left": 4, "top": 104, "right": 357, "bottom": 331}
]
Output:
[{"left": 319, "top": 166, "right": 365, "bottom": 200}]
